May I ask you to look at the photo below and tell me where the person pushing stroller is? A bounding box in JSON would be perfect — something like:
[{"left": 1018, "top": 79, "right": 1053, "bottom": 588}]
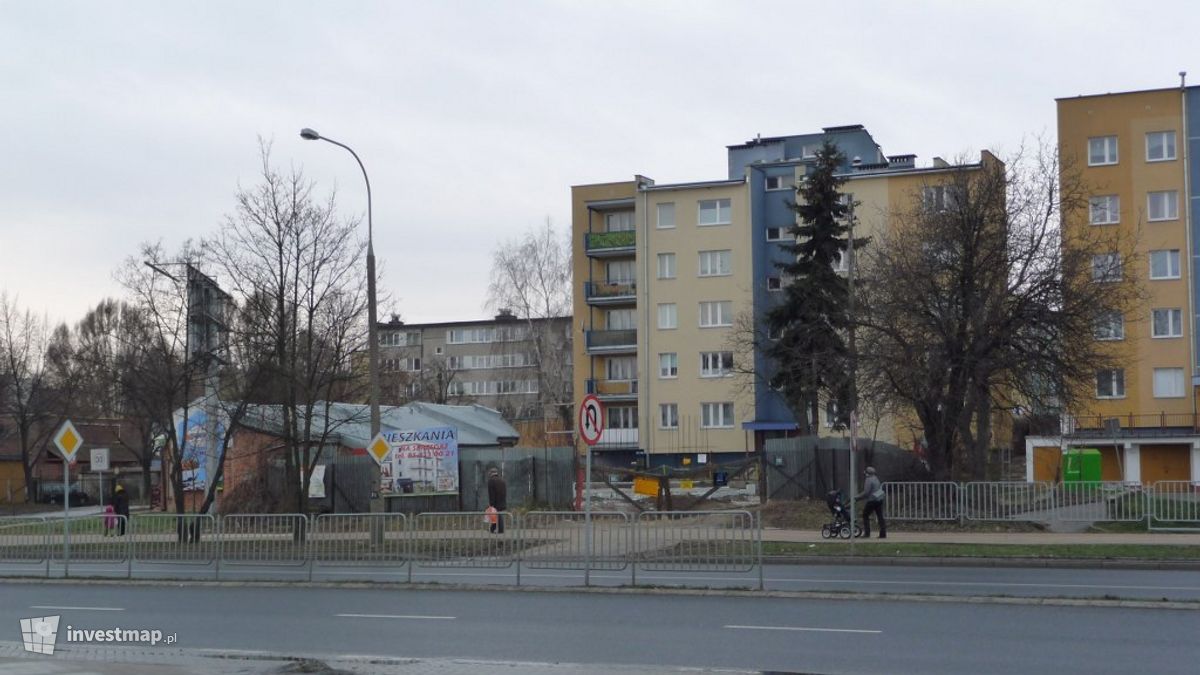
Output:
[{"left": 856, "top": 466, "right": 887, "bottom": 538}]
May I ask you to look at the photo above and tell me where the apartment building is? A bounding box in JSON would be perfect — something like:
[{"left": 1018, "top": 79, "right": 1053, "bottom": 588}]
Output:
[
  {"left": 1048, "top": 82, "right": 1200, "bottom": 485},
  {"left": 376, "top": 311, "right": 572, "bottom": 423},
  {"left": 573, "top": 127, "right": 995, "bottom": 467}
]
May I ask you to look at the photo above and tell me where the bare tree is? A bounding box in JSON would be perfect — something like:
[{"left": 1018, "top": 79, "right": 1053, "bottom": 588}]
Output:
[
  {"left": 485, "top": 220, "right": 573, "bottom": 423},
  {"left": 206, "top": 141, "right": 368, "bottom": 513},
  {"left": 0, "top": 294, "right": 58, "bottom": 501},
  {"left": 856, "top": 146, "right": 1141, "bottom": 479}
]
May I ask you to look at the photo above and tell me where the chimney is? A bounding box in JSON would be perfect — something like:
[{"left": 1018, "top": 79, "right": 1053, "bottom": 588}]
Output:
[
  {"left": 887, "top": 154, "right": 916, "bottom": 169},
  {"left": 932, "top": 157, "right": 950, "bottom": 168}
]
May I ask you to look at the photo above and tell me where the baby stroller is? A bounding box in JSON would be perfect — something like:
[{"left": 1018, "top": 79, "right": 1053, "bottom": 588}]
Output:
[{"left": 820, "top": 490, "right": 863, "bottom": 539}]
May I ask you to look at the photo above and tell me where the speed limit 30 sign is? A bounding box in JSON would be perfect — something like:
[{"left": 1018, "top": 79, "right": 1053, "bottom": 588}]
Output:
[{"left": 578, "top": 394, "right": 605, "bottom": 446}]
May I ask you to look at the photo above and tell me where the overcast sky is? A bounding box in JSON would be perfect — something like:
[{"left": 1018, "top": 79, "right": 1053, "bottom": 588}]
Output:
[{"left": 2, "top": 0, "right": 1196, "bottom": 326}]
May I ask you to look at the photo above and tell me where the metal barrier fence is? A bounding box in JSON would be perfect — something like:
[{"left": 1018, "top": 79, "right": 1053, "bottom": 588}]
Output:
[
  {"left": 409, "top": 512, "right": 517, "bottom": 569},
  {"left": 883, "top": 482, "right": 960, "bottom": 521},
  {"left": 963, "top": 482, "right": 1055, "bottom": 521},
  {"left": 219, "top": 514, "right": 308, "bottom": 567},
  {"left": 1147, "top": 481, "right": 1200, "bottom": 531},
  {"left": 0, "top": 510, "right": 763, "bottom": 588},
  {"left": 132, "top": 513, "right": 218, "bottom": 565},
  {"left": 1052, "top": 482, "right": 1147, "bottom": 522},
  {"left": 520, "top": 511, "right": 629, "bottom": 571},
  {"left": 633, "top": 511, "right": 758, "bottom": 575}
]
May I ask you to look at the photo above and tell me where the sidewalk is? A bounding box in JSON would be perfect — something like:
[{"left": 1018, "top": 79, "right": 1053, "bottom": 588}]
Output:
[{"left": 763, "top": 527, "right": 1200, "bottom": 546}]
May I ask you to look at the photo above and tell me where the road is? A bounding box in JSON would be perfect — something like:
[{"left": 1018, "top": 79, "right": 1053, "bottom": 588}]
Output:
[
  {"left": 5, "top": 561, "right": 1200, "bottom": 601},
  {"left": 0, "top": 581, "right": 1196, "bottom": 674}
]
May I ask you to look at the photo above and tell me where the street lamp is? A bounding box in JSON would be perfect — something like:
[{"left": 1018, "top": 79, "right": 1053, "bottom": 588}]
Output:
[{"left": 300, "top": 127, "right": 381, "bottom": 438}]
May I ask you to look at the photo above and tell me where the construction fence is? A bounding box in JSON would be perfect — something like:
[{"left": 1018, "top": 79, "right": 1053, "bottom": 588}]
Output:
[{"left": 0, "top": 509, "right": 762, "bottom": 589}]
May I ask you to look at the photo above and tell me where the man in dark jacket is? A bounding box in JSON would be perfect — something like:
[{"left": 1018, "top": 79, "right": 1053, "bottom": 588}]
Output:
[
  {"left": 856, "top": 466, "right": 886, "bottom": 538},
  {"left": 487, "top": 467, "right": 507, "bottom": 534},
  {"left": 112, "top": 484, "right": 130, "bottom": 536}
]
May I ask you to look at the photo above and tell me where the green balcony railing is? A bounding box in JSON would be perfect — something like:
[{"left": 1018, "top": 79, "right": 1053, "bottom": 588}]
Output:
[{"left": 585, "top": 230, "right": 636, "bottom": 251}]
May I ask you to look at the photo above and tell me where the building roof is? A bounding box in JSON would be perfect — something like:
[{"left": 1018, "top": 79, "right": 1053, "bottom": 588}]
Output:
[
  {"left": 378, "top": 316, "right": 571, "bottom": 331},
  {"left": 1055, "top": 86, "right": 1187, "bottom": 102},
  {"left": 235, "top": 400, "right": 521, "bottom": 449}
]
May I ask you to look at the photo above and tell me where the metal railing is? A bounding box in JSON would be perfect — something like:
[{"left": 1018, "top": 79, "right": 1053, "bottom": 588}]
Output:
[
  {"left": 584, "top": 329, "right": 637, "bottom": 351},
  {"left": 1052, "top": 482, "right": 1147, "bottom": 522},
  {"left": 1147, "top": 481, "right": 1200, "bottom": 531},
  {"left": 584, "top": 230, "right": 636, "bottom": 252},
  {"left": 962, "top": 481, "right": 1056, "bottom": 521},
  {"left": 520, "top": 511, "right": 629, "bottom": 571},
  {"left": 0, "top": 510, "right": 763, "bottom": 588},
  {"left": 883, "top": 482, "right": 960, "bottom": 521}
]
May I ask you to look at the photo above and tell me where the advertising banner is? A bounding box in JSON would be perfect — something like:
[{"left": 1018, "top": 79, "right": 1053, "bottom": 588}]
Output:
[{"left": 381, "top": 426, "right": 459, "bottom": 494}]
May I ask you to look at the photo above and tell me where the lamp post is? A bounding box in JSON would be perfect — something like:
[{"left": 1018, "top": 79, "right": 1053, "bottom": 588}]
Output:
[{"left": 300, "top": 128, "right": 381, "bottom": 439}]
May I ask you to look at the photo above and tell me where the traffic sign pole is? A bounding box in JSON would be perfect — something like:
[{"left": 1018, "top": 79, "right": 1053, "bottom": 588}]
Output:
[
  {"left": 577, "top": 395, "right": 604, "bottom": 587},
  {"left": 53, "top": 421, "right": 84, "bottom": 578}
]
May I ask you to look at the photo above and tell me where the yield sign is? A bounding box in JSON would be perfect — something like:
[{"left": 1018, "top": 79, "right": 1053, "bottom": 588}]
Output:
[
  {"left": 578, "top": 394, "right": 604, "bottom": 446},
  {"left": 366, "top": 433, "right": 392, "bottom": 466},
  {"left": 53, "top": 420, "right": 84, "bottom": 462}
]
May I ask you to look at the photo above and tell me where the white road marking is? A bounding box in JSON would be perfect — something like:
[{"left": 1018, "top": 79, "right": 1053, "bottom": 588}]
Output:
[
  {"left": 726, "top": 624, "right": 881, "bottom": 634},
  {"left": 336, "top": 613, "right": 455, "bottom": 620},
  {"left": 30, "top": 605, "right": 124, "bottom": 611}
]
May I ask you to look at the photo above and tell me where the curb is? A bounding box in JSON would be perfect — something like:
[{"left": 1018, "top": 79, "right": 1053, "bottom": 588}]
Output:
[
  {"left": 765, "top": 555, "right": 1200, "bottom": 571},
  {"left": 4, "top": 575, "right": 1200, "bottom": 611}
]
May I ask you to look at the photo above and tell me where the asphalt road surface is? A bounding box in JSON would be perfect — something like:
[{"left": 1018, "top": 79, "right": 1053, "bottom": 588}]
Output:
[
  {"left": 1, "top": 581, "right": 1197, "bottom": 674},
  {"left": 5, "top": 561, "right": 1200, "bottom": 600}
]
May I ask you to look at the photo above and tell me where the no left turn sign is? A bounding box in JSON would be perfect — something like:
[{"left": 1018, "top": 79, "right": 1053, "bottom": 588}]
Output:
[{"left": 578, "top": 394, "right": 604, "bottom": 446}]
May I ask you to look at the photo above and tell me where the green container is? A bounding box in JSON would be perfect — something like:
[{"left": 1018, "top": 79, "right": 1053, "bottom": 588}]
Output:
[{"left": 1063, "top": 448, "right": 1103, "bottom": 484}]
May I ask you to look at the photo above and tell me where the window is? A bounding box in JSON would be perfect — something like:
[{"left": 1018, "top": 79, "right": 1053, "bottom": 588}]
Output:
[
  {"left": 1088, "top": 136, "right": 1118, "bottom": 166},
  {"left": 1093, "top": 311, "right": 1124, "bottom": 341},
  {"left": 404, "top": 357, "right": 422, "bottom": 372},
  {"left": 923, "top": 185, "right": 958, "bottom": 211},
  {"left": 1146, "top": 131, "right": 1177, "bottom": 162},
  {"left": 1092, "top": 253, "right": 1121, "bottom": 282},
  {"left": 766, "top": 226, "right": 788, "bottom": 241},
  {"left": 1153, "top": 368, "right": 1185, "bottom": 398},
  {"left": 608, "top": 405, "right": 638, "bottom": 430},
  {"left": 800, "top": 144, "right": 818, "bottom": 159},
  {"left": 1148, "top": 191, "right": 1179, "bottom": 221},
  {"left": 1150, "top": 250, "right": 1181, "bottom": 279},
  {"left": 447, "top": 381, "right": 464, "bottom": 397},
  {"left": 701, "top": 402, "right": 735, "bottom": 428},
  {"left": 657, "top": 303, "right": 677, "bottom": 329},
  {"left": 698, "top": 198, "right": 732, "bottom": 226},
  {"left": 700, "top": 351, "right": 733, "bottom": 377},
  {"left": 606, "top": 308, "right": 636, "bottom": 330},
  {"left": 698, "top": 250, "right": 732, "bottom": 277},
  {"left": 699, "top": 301, "right": 733, "bottom": 327},
  {"left": 764, "top": 175, "right": 789, "bottom": 191},
  {"left": 1152, "top": 308, "right": 1183, "bottom": 338},
  {"left": 656, "top": 202, "right": 676, "bottom": 229},
  {"left": 767, "top": 276, "right": 783, "bottom": 291},
  {"left": 606, "top": 260, "right": 635, "bottom": 285},
  {"left": 606, "top": 356, "right": 636, "bottom": 381},
  {"left": 1089, "top": 195, "right": 1119, "bottom": 225},
  {"left": 1096, "top": 369, "right": 1125, "bottom": 398},
  {"left": 659, "top": 404, "right": 679, "bottom": 429},
  {"left": 658, "top": 352, "right": 678, "bottom": 378},
  {"left": 434, "top": 346, "right": 443, "bottom": 356},
  {"left": 605, "top": 210, "right": 634, "bottom": 232},
  {"left": 657, "top": 253, "right": 676, "bottom": 279},
  {"left": 383, "top": 358, "right": 400, "bottom": 372},
  {"left": 766, "top": 324, "right": 783, "bottom": 340}
]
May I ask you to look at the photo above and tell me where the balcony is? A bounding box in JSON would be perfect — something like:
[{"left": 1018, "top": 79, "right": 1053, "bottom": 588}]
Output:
[
  {"left": 584, "top": 281, "right": 636, "bottom": 305},
  {"left": 584, "top": 329, "right": 637, "bottom": 354},
  {"left": 584, "top": 230, "right": 635, "bottom": 257},
  {"left": 586, "top": 378, "right": 638, "bottom": 401},
  {"left": 1065, "top": 413, "right": 1200, "bottom": 438},
  {"left": 595, "top": 428, "right": 639, "bottom": 449}
]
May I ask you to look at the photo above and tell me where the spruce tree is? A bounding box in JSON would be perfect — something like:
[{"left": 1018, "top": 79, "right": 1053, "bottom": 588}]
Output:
[{"left": 766, "top": 140, "right": 865, "bottom": 434}]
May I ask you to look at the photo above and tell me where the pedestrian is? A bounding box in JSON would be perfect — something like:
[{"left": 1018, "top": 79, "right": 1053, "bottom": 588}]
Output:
[
  {"left": 112, "top": 484, "right": 130, "bottom": 536},
  {"left": 486, "top": 467, "right": 507, "bottom": 534},
  {"left": 856, "top": 466, "right": 886, "bottom": 539},
  {"left": 102, "top": 504, "right": 116, "bottom": 537}
]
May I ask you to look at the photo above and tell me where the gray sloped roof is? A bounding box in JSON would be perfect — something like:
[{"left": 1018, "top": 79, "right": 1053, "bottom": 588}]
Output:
[{"left": 234, "top": 400, "right": 519, "bottom": 449}]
